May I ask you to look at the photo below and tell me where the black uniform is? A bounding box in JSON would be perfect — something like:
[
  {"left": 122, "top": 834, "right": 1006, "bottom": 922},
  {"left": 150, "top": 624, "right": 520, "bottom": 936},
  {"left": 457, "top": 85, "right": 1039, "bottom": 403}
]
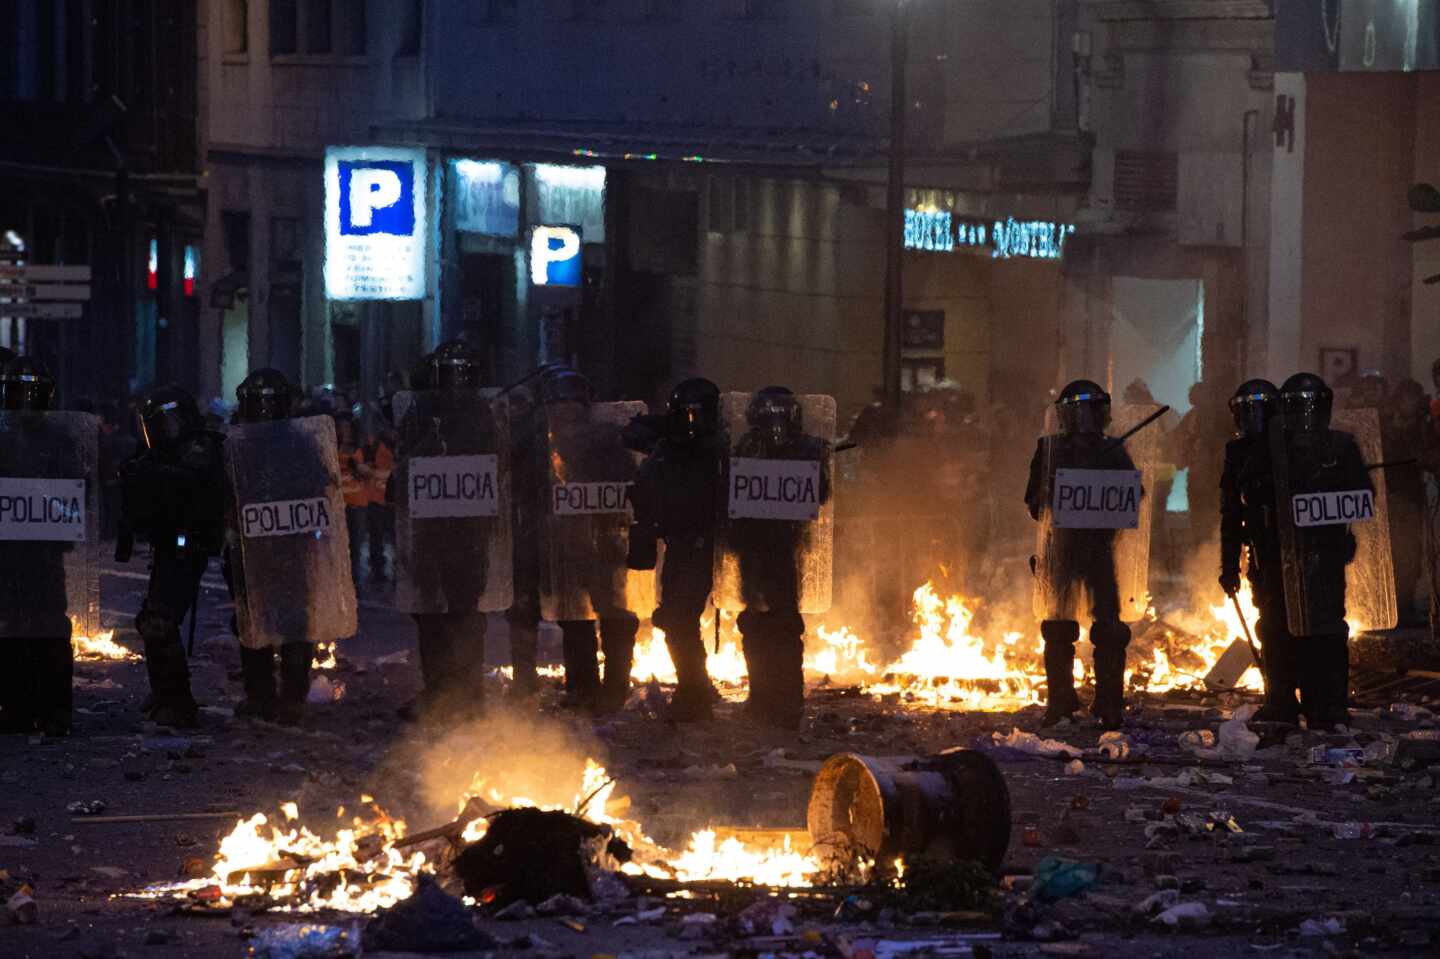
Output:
[
  {"left": 394, "top": 390, "right": 496, "bottom": 717},
  {"left": 1025, "top": 431, "right": 1137, "bottom": 727},
  {"left": 1274, "top": 427, "right": 1371, "bottom": 726},
  {"left": 0, "top": 415, "right": 82, "bottom": 735},
  {"left": 630, "top": 431, "right": 724, "bottom": 713},
  {"left": 731, "top": 429, "right": 831, "bottom": 728},
  {"left": 121, "top": 428, "right": 226, "bottom": 725},
  {"left": 504, "top": 388, "right": 544, "bottom": 694}
]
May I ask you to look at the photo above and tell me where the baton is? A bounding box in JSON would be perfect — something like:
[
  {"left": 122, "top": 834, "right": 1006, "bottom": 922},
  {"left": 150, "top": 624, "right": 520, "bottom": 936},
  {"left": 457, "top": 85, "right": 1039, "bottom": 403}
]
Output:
[
  {"left": 1101, "top": 405, "right": 1172, "bottom": 455},
  {"left": 1230, "top": 590, "right": 1263, "bottom": 671}
]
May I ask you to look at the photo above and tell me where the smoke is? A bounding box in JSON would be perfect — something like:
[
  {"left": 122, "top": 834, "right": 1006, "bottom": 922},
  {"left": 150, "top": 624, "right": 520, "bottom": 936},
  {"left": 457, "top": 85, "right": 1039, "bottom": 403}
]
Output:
[{"left": 382, "top": 707, "right": 607, "bottom": 827}]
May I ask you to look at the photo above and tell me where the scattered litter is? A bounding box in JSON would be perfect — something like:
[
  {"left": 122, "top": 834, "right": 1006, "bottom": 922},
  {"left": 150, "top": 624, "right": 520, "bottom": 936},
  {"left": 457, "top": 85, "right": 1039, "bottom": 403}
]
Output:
[
  {"left": 89, "top": 867, "right": 128, "bottom": 880},
  {"left": 306, "top": 675, "right": 344, "bottom": 704},
  {"left": 1309, "top": 747, "right": 1365, "bottom": 766},
  {"left": 1152, "top": 901, "right": 1210, "bottom": 928},
  {"left": 1097, "top": 731, "right": 1130, "bottom": 760},
  {"left": 991, "top": 728, "right": 1082, "bottom": 759},
  {"left": 363, "top": 876, "right": 497, "bottom": 953},
  {"left": 247, "top": 922, "right": 360, "bottom": 959},
  {"left": 1331, "top": 821, "right": 1374, "bottom": 840},
  {"left": 536, "top": 894, "right": 589, "bottom": 916},
  {"left": 0, "top": 836, "right": 37, "bottom": 848},
  {"left": 1214, "top": 717, "right": 1259, "bottom": 760},
  {"left": 1298, "top": 916, "right": 1346, "bottom": 937},
  {"left": 677, "top": 913, "right": 718, "bottom": 940},
  {"left": 3, "top": 891, "right": 37, "bottom": 925},
  {"left": 371, "top": 650, "right": 410, "bottom": 666},
  {"left": 762, "top": 749, "right": 824, "bottom": 774},
  {"left": 736, "top": 899, "right": 796, "bottom": 936},
  {"left": 1030, "top": 857, "right": 1098, "bottom": 901},
  {"left": 1389, "top": 703, "right": 1433, "bottom": 721},
  {"left": 65, "top": 801, "right": 106, "bottom": 816},
  {"left": 1133, "top": 889, "right": 1179, "bottom": 916},
  {"left": 1178, "top": 730, "right": 1215, "bottom": 750},
  {"left": 1063, "top": 760, "right": 1085, "bottom": 776},
  {"left": 681, "top": 763, "right": 738, "bottom": 781}
]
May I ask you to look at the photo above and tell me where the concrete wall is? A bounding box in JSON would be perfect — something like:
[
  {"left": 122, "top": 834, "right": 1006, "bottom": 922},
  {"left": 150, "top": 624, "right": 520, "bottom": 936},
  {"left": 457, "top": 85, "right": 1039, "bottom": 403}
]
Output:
[
  {"left": 427, "top": 0, "right": 1054, "bottom": 150},
  {"left": 1299, "top": 73, "right": 1416, "bottom": 382},
  {"left": 1411, "top": 74, "right": 1440, "bottom": 386},
  {"left": 688, "top": 176, "right": 885, "bottom": 421}
]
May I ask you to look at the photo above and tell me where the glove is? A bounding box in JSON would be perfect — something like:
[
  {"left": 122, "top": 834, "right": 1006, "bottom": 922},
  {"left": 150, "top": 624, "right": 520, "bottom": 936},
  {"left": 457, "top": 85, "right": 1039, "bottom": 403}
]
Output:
[{"left": 1219, "top": 570, "right": 1240, "bottom": 596}]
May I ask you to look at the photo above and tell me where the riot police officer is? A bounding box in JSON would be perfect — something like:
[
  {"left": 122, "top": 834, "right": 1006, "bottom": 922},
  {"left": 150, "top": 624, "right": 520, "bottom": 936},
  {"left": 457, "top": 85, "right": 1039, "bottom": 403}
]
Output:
[
  {"left": 731, "top": 387, "right": 830, "bottom": 729},
  {"left": 227, "top": 368, "right": 322, "bottom": 725},
  {"left": 120, "top": 386, "right": 227, "bottom": 727},
  {"left": 538, "top": 370, "right": 640, "bottom": 712},
  {"left": 1218, "top": 380, "right": 1296, "bottom": 721},
  {"left": 0, "top": 357, "right": 79, "bottom": 736},
  {"left": 393, "top": 341, "right": 504, "bottom": 720},
  {"left": 1025, "top": 380, "right": 1138, "bottom": 730},
  {"left": 1270, "top": 373, "right": 1371, "bottom": 729},
  {"left": 630, "top": 378, "right": 724, "bottom": 721}
]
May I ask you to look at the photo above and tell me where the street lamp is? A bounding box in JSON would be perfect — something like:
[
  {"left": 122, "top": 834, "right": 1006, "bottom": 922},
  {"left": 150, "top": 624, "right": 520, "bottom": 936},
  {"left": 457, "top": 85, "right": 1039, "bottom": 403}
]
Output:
[{"left": 881, "top": 0, "right": 909, "bottom": 409}]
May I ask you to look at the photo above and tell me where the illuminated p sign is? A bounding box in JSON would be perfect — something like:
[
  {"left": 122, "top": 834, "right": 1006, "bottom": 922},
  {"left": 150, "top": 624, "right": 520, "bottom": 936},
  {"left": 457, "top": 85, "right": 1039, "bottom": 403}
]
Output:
[
  {"left": 338, "top": 160, "right": 415, "bottom": 236},
  {"left": 530, "top": 226, "right": 583, "bottom": 287},
  {"left": 324, "top": 146, "right": 427, "bottom": 301}
]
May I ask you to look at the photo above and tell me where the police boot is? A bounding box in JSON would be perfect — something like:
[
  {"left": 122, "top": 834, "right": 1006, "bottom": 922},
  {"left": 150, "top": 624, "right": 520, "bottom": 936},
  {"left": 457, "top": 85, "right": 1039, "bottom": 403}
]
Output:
[
  {"left": 507, "top": 622, "right": 541, "bottom": 698},
  {"left": 1090, "top": 622, "right": 1131, "bottom": 731},
  {"left": 596, "top": 617, "right": 637, "bottom": 715},
  {"left": 445, "top": 611, "right": 488, "bottom": 719},
  {"left": 560, "top": 621, "right": 602, "bottom": 710},
  {"left": 139, "top": 619, "right": 198, "bottom": 729},
  {"left": 1309, "top": 635, "right": 1352, "bottom": 731},
  {"left": 1040, "top": 620, "right": 1081, "bottom": 726},
  {"left": 275, "top": 643, "right": 312, "bottom": 727},
  {"left": 398, "top": 615, "right": 444, "bottom": 722},
  {"left": 767, "top": 621, "right": 806, "bottom": 731},
  {"left": 738, "top": 611, "right": 771, "bottom": 720},
  {"left": 1252, "top": 628, "right": 1300, "bottom": 725},
  {"left": 38, "top": 637, "right": 74, "bottom": 738},
  {"left": 664, "top": 623, "right": 714, "bottom": 723},
  {"left": 235, "top": 646, "right": 277, "bottom": 721}
]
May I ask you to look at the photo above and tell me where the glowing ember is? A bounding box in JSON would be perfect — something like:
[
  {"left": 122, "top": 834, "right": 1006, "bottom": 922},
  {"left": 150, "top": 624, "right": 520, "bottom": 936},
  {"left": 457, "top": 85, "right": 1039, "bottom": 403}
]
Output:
[
  {"left": 72, "top": 629, "right": 141, "bottom": 662},
  {"left": 313, "top": 642, "right": 338, "bottom": 670}
]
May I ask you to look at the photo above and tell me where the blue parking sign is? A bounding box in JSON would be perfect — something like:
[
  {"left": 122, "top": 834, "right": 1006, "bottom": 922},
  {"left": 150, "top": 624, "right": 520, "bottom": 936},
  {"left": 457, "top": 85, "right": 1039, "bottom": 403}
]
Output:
[{"left": 338, "top": 160, "right": 416, "bottom": 237}]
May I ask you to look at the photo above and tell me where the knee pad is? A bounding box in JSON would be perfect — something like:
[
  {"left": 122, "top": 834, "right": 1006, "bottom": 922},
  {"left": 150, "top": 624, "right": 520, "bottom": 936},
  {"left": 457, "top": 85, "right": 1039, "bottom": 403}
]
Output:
[
  {"left": 1090, "top": 620, "right": 1131, "bottom": 651},
  {"left": 1040, "top": 620, "right": 1080, "bottom": 648}
]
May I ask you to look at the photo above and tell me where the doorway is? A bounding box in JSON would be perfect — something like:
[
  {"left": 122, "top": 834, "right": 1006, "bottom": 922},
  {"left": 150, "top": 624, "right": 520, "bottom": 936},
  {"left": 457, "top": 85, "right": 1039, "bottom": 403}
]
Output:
[{"left": 1108, "top": 276, "right": 1204, "bottom": 513}]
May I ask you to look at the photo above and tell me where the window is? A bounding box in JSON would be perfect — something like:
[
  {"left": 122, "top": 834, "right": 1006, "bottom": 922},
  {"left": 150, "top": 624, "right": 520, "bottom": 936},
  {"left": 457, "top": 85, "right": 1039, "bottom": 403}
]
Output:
[
  {"left": 339, "top": 0, "right": 365, "bottom": 55},
  {"left": 1113, "top": 150, "right": 1179, "bottom": 213},
  {"left": 269, "top": 0, "right": 297, "bottom": 54},
  {"left": 397, "top": 0, "right": 423, "bottom": 55},
  {"left": 304, "top": 0, "right": 332, "bottom": 54},
  {"left": 478, "top": 0, "right": 518, "bottom": 24},
  {"left": 224, "top": 0, "right": 248, "bottom": 54}
]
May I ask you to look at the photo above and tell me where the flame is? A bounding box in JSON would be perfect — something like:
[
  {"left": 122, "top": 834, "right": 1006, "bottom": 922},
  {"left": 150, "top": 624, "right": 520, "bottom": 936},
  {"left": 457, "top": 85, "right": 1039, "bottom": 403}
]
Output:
[
  {"left": 633, "top": 578, "right": 1264, "bottom": 710},
  {"left": 140, "top": 757, "right": 825, "bottom": 911},
  {"left": 71, "top": 629, "right": 140, "bottom": 662},
  {"left": 313, "top": 642, "right": 338, "bottom": 670}
]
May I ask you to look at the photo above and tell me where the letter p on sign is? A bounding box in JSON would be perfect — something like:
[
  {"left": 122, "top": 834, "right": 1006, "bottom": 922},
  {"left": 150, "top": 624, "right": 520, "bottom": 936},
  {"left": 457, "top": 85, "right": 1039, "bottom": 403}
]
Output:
[
  {"left": 338, "top": 160, "right": 416, "bottom": 236},
  {"left": 531, "top": 226, "right": 583, "bottom": 287}
]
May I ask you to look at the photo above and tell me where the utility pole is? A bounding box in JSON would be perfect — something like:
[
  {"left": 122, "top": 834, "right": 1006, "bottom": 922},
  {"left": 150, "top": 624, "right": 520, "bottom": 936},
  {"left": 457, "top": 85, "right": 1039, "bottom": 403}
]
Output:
[{"left": 881, "top": 0, "right": 909, "bottom": 409}]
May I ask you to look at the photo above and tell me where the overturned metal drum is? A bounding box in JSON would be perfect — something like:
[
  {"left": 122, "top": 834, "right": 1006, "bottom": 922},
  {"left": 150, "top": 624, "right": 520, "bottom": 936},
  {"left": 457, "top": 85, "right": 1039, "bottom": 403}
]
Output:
[{"left": 806, "top": 751, "right": 1011, "bottom": 873}]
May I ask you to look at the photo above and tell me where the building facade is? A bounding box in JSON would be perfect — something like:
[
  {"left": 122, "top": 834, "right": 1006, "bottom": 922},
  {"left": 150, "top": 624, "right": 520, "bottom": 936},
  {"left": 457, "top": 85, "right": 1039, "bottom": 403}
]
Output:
[{"left": 0, "top": 0, "right": 202, "bottom": 407}]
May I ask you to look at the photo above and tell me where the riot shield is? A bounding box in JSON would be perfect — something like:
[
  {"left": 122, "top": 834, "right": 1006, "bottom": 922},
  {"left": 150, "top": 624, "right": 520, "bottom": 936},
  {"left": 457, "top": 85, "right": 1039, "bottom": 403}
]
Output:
[
  {"left": 713, "top": 393, "right": 836, "bottom": 615},
  {"left": 1031, "top": 404, "right": 1159, "bottom": 623},
  {"left": 0, "top": 412, "right": 100, "bottom": 639},
  {"left": 393, "top": 390, "right": 513, "bottom": 614},
  {"left": 1274, "top": 410, "right": 1396, "bottom": 636},
  {"left": 539, "top": 401, "right": 655, "bottom": 622},
  {"left": 225, "top": 415, "right": 358, "bottom": 648}
]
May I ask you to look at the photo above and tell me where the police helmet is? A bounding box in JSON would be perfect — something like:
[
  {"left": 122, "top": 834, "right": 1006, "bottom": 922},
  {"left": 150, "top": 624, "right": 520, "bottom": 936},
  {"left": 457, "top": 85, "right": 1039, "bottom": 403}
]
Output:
[
  {"left": 236, "top": 368, "right": 294, "bottom": 423},
  {"left": 0, "top": 356, "right": 55, "bottom": 412},
  {"left": 1228, "top": 379, "right": 1278, "bottom": 439},
  {"left": 1279, "top": 372, "right": 1333, "bottom": 434},
  {"left": 540, "top": 370, "right": 593, "bottom": 406},
  {"left": 1055, "top": 379, "right": 1110, "bottom": 436},
  {"left": 668, "top": 378, "right": 720, "bottom": 442},
  {"left": 746, "top": 386, "right": 802, "bottom": 444},
  {"left": 140, "top": 385, "right": 203, "bottom": 452},
  {"left": 429, "top": 340, "right": 484, "bottom": 391}
]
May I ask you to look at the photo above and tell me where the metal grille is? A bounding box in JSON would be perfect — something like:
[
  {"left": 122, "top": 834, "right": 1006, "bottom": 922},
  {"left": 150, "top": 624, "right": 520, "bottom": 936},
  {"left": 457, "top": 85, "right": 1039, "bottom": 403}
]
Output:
[{"left": 1113, "top": 149, "right": 1179, "bottom": 212}]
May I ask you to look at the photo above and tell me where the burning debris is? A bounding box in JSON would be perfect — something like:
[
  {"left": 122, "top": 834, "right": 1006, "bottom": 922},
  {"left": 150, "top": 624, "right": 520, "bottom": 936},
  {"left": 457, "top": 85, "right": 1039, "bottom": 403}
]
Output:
[
  {"left": 634, "top": 578, "right": 1266, "bottom": 711},
  {"left": 71, "top": 629, "right": 140, "bottom": 663}
]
